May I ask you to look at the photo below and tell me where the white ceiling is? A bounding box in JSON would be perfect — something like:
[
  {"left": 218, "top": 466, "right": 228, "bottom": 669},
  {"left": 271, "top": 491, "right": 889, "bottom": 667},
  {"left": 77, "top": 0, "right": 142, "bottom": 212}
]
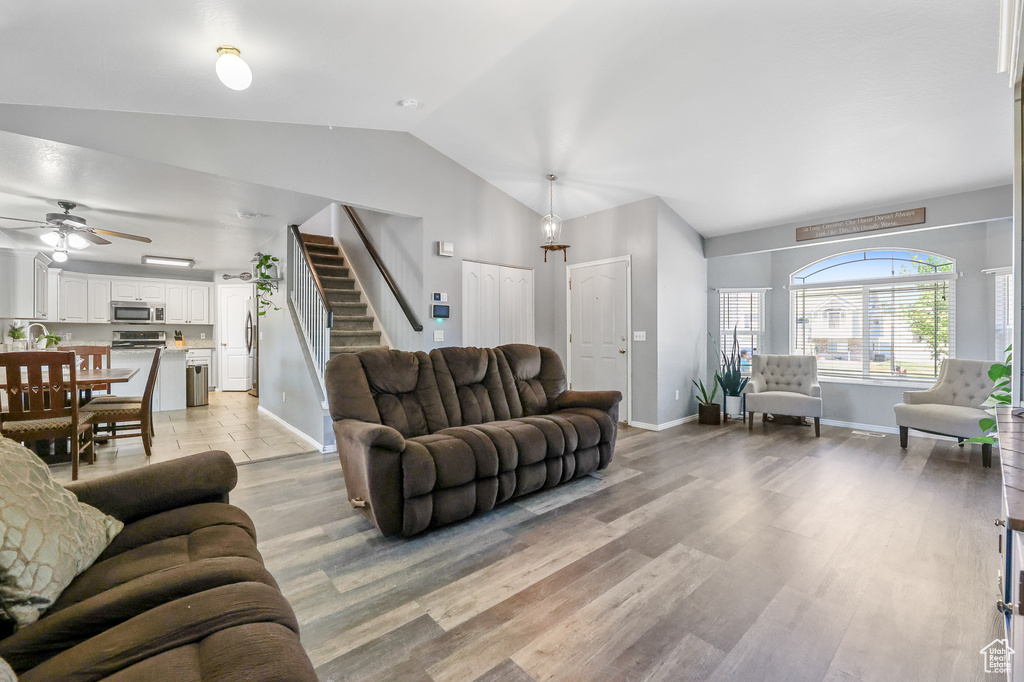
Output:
[
  {"left": 0, "top": 132, "right": 329, "bottom": 270},
  {"left": 0, "top": 0, "right": 1013, "bottom": 240}
]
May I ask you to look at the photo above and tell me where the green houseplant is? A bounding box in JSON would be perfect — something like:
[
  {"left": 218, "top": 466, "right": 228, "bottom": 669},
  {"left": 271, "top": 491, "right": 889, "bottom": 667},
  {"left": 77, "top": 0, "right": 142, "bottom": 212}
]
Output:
[
  {"left": 715, "top": 326, "right": 749, "bottom": 417},
  {"left": 253, "top": 252, "right": 281, "bottom": 316},
  {"left": 6, "top": 323, "right": 27, "bottom": 351},
  {"left": 693, "top": 376, "right": 721, "bottom": 425},
  {"left": 40, "top": 334, "right": 62, "bottom": 349},
  {"left": 967, "top": 344, "right": 1012, "bottom": 446}
]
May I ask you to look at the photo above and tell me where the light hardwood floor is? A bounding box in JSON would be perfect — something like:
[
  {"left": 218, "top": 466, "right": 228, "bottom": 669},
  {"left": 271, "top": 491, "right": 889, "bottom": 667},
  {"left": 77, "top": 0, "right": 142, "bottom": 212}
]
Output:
[
  {"left": 223, "top": 419, "right": 1004, "bottom": 682},
  {"left": 52, "top": 391, "right": 316, "bottom": 484}
]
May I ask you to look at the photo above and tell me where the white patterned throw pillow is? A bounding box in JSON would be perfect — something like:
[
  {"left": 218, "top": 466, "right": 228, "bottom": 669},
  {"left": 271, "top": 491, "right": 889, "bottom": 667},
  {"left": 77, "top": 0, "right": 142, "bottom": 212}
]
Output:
[{"left": 0, "top": 436, "right": 123, "bottom": 627}]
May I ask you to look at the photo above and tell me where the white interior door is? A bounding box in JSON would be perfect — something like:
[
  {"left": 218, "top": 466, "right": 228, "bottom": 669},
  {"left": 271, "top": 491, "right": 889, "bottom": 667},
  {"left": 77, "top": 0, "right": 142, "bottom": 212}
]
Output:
[
  {"left": 499, "top": 266, "right": 534, "bottom": 344},
  {"left": 568, "top": 258, "right": 629, "bottom": 421},
  {"left": 462, "top": 260, "right": 504, "bottom": 347},
  {"left": 218, "top": 284, "right": 252, "bottom": 391}
]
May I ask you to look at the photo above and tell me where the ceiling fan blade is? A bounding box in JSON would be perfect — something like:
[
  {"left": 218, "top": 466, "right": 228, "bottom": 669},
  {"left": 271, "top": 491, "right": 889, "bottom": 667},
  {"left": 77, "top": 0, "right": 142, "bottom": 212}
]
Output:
[
  {"left": 0, "top": 215, "right": 47, "bottom": 224},
  {"left": 78, "top": 231, "right": 112, "bottom": 245},
  {"left": 88, "top": 228, "right": 152, "bottom": 243},
  {"left": 0, "top": 225, "right": 45, "bottom": 230}
]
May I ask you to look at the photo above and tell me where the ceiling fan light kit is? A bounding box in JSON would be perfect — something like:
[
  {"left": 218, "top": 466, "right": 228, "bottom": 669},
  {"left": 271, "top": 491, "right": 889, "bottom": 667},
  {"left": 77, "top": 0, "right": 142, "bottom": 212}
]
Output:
[{"left": 216, "top": 46, "right": 252, "bottom": 91}]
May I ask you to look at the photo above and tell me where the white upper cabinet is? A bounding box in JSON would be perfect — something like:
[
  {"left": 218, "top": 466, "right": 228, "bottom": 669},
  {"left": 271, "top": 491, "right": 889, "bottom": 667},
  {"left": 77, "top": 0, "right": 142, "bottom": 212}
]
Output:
[
  {"left": 0, "top": 250, "right": 48, "bottom": 320},
  {"left": 33, "top": 254, "right": 49, "bottom": 320},
  {"left": 58, "top": 273, "right": 89, "bottom": 323},
  {"left": 138, "top": 282, "right": 166, "bottom": 303},
  {"left": 111, "top": 279, "right": 165, "bottom": 303},
  {"left": 110, "top": 280, "right": 139, "bottom": 301},
  {"left": 187, "top": 285, "right": 211, "bottom": 324},
  {"left": 165, "top": 283, "right": 188, "bottom": 324},
  {"left": 87, "top": 278, "right": 111, "bottom": 323}
]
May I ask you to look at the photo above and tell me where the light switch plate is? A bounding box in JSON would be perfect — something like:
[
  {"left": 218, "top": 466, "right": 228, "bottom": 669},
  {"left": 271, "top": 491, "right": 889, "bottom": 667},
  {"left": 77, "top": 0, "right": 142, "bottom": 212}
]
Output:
[
  {"left": 633, "top": 331, "right": 646, "bottom": 341},
  {"left": 434, "top": 330, "right": 444, "bottom": 342},
  {"left": 440, "top": 292, "right": 448, "bottom": 302}
]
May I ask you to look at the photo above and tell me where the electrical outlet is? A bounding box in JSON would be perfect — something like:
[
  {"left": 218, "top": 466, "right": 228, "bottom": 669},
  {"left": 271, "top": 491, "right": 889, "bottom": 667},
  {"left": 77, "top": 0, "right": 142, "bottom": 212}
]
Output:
[
  {"left": 282, "top": 392, "right": 286, "bottom": 403},
  {"left": 434, "top": 330, "right": 444, "bottom": 342},
  {"left": 675, "top": 390, "right": 680, "bottom": 400},
  {"left": 200, "top": 333, "right": 206, "bottom": 339},
  {"left": 633, "top": 331, "right": 646, "bottom": 341}
]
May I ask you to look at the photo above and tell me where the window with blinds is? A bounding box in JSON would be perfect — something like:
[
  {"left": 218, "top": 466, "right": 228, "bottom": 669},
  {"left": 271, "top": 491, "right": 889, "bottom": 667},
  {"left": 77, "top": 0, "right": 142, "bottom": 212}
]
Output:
[
  {"left": 719, "top": 290, "right": 764, "bottom": 375},
  {"left": 790, "top": 250, "right": 955, "bottom": 381},
  {"left": 995, "top": 270, "right": 1013, "bottom": 358}
]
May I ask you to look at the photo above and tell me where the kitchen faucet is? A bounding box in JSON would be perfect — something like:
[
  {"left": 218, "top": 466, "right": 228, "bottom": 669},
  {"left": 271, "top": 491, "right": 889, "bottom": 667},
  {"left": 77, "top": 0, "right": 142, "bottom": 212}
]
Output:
[{"left": 26, "top": 322, "right": 50, "bottom": 348}]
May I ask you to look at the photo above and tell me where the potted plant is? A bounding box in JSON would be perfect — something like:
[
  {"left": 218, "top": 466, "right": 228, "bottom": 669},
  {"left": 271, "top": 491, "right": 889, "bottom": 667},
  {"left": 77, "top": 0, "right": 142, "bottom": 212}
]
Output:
[
  {"left": 693, "top": 376, "right": 721, "bottom": 425},
  {"left": 253, "top": 252, "right": 281, "bottom": 316},
  {"left": 968, "top": 344, "right": 1012, "bottom": 446},
  {"left": 38, "top": 334, "right": 62, "bottom": 349},
  {"left": 715, "top": 326, "right": 749, "bottom": 418},
  {"left": 6, "top": 324, "right": 27, "bottom": 352}
]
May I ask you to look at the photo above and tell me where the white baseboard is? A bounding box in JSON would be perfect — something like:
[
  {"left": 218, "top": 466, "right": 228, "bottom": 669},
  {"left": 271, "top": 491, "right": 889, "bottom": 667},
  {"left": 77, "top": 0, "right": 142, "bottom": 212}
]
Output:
[
  {"left": 820, "top": 419, "right": 899, "bottom": 435},
  {"left": 630, "top": 414, "right": 698, "bottom": 432},
  {"left": 256, "top": 405, "right": 327, "bottom": 452}
]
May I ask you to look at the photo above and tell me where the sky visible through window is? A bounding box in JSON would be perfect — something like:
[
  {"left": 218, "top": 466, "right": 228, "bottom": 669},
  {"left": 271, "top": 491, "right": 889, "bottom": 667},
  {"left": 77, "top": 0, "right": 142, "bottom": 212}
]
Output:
[{"left": 792, "top": 250, "right": 953, "bottom": 285}]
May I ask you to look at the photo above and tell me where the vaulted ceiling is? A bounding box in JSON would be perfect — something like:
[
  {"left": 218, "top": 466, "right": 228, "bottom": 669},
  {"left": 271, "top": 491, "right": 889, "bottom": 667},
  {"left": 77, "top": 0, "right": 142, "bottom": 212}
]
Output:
[{"left": 0, "top": 0, "right": 1013, "bottom": 242}]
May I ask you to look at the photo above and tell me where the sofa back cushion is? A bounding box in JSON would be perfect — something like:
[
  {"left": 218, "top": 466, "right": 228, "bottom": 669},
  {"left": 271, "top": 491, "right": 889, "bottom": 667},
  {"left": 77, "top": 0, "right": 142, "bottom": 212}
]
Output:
[
  {"left": 431, "top": 347, "right": 511, "bottom": 427},
  {"left": 498, "top": 345, "right": 568, "bottom": 417},
  {"left": 752, "top": 355, "right": 817, "bottom": 395},
  {"left": 358, "top": 349, "right": 448, "bottom": 437}
]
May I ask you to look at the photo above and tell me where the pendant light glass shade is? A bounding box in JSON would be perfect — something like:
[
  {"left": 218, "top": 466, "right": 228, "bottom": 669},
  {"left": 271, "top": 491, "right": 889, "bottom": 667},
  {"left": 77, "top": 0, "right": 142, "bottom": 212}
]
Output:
[
  {"left": 541, "top": 213, "right": 562, "bottom": 245},
  {"left": 216, "top": 46, "right": 252, "bottom": 91}
]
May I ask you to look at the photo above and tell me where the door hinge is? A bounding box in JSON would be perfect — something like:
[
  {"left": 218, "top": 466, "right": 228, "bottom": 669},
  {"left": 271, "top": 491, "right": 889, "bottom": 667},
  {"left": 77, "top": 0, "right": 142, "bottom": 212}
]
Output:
[
  {"left": 569, "top": 279, "right": 572, "bottom": 289},
  {"left": 569, "top": 333, "right": 572, "bottom": 343}
]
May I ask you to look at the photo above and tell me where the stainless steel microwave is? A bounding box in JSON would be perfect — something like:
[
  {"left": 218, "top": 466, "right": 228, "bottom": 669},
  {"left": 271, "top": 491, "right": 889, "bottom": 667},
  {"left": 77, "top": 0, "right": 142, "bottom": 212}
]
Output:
[{"left": 111, "top": 300, "right": 165, "bottom": 323}]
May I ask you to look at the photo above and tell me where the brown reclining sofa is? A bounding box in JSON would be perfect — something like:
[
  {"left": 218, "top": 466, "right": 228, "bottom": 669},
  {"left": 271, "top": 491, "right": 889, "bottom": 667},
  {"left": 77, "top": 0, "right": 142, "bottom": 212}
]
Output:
[
  {"left": 0, "top": 451, "right": 317, "bottom": 682},
  {"left": 326, "top": 343, "right": 622, "bottom": 536}
]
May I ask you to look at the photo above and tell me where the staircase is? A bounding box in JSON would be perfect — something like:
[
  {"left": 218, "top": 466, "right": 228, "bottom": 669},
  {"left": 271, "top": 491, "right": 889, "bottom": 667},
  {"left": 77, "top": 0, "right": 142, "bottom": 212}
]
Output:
[{"left": 299, "top": 233, "right": 385, "bottom": 354}]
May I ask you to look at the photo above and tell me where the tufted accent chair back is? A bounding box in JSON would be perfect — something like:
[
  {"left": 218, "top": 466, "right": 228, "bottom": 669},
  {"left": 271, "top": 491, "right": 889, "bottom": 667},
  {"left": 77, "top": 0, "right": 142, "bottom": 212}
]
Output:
[
  {"left": 431, "top": 347, "right": 512, "bottom": 426},
  {"left": 497, "top": 344, "right": 568, "bottom": 417},
  {"left": 751, "top": 355, "right": 818, "bottom": 395},
  {"left": 931, "top": 358, "right": 996, "bottom": 408},
  {"left": 358, "top": 348, "right": 449, "bottom": 438}
]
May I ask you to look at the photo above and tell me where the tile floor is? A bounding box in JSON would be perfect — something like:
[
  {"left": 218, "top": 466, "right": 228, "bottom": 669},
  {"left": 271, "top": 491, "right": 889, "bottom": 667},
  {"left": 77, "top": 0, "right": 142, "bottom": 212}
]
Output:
[{"left": 52, "top": 391, "right": 318, "bottom": 484}]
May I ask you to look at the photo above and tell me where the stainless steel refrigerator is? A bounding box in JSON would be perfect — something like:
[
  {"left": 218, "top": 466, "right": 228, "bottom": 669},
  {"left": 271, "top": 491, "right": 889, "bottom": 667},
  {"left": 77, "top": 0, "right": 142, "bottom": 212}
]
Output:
[{"left": 246, "top": 303, "right": 259, "bottom": 398}]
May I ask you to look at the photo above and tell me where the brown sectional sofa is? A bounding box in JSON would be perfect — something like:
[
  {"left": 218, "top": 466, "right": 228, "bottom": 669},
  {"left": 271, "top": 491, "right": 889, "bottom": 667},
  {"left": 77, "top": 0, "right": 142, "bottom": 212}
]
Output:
[
  {"left": 0, "top": 451, "right": 317, "bottom": 682},
  {"left": 326, "top": 344, "right": 622, "bottom": 536}
]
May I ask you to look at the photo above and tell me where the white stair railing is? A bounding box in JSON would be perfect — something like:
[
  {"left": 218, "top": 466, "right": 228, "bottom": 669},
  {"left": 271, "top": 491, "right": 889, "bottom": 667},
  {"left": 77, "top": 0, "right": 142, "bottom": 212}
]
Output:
[{"left": 287, "top": 225, "right": 333, "bottom": 397}]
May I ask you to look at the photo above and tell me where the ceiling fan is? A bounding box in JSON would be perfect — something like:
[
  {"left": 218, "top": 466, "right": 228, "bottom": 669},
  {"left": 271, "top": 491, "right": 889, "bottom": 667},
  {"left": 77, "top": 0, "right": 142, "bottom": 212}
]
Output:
[{"left": 0, "top": 201, "right": 152, "bottom": 262}]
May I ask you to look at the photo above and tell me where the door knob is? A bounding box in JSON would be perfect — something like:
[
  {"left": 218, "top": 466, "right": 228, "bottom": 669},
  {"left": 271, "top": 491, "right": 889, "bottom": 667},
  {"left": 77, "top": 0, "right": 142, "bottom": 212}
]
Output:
[
  {"left": 221, "top": 343, "right": 227, "bottom": 347},
  {"left": 619, "top": 349, "right": 626, "bottom": 354}
]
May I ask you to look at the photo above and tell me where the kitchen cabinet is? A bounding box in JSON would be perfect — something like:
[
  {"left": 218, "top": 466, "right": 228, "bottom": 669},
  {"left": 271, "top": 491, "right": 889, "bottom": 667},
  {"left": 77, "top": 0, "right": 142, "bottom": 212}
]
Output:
[
  {"left": 87, "top": 278, "right": 111, "bottom": 323},
  {"left": 109, "top": 349, "right": 187, "bottom": 412},
  {"left": 0, "top": 250, "right": 48, "bottom": 320},
  {"left": 57, "top": 273, "right": 89, "bottom": 323},
  {"left": 111, "top": 280, "right": 166, "bottom": 303},
  {"left": 166, "top": 283, "right": 211, "bottom": 324}
]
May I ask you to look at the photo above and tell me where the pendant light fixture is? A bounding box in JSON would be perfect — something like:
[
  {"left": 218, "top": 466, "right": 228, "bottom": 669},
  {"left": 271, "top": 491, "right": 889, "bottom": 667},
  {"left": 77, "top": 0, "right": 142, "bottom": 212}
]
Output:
[
  {"left": 540, "top": 173, "right": 569, "bottom": 262},
  {"left": 215, "top": 46, "right": 252, "bottom": 91}
]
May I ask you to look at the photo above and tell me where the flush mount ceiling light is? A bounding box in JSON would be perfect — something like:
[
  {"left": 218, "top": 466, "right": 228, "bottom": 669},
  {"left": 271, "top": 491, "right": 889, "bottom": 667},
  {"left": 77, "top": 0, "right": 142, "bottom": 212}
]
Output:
[
  {"left": 141, "top": 255, "right": 195, "bottom": 268},
  {"left": 215, "top": 45, "right": 252, "bottom": 91},
  {"left": 540, "top": 173, "right": 569, "bottom": 262}
]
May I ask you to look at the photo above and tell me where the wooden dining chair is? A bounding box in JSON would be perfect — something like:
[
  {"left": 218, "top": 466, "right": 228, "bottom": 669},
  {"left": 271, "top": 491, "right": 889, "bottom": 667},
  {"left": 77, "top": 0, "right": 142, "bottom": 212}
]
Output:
[
  {"left": 65, "top": 345, "right": 113, "bottom": 396},
  {"left": 81, "top": 348, "right": 161, "bottom": 457},
  {"left": 0, "top": 351, "right": 94, "bottom": 480}
]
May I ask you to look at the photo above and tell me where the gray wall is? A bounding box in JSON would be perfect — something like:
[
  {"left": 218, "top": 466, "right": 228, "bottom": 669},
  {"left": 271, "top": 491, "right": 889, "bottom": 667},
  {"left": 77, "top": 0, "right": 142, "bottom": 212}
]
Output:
[
  {"left": 656, "top": 199, "right": 707, "bottom": 424},
  {"left": 708, "top": 218, "right": 1013, "bottom": 430}
]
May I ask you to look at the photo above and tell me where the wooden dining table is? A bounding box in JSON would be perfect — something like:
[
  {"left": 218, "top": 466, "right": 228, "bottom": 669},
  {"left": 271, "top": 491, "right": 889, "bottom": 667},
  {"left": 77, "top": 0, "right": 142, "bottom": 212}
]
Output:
[{"left": 0, "top": 367, "right": 139, "bottom": 401}]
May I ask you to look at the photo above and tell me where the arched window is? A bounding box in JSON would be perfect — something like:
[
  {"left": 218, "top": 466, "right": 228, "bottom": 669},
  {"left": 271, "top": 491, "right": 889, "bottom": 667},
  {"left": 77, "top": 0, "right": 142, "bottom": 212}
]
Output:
[{"left": 790, "top": 250, "right": 955, "bottom": 380}]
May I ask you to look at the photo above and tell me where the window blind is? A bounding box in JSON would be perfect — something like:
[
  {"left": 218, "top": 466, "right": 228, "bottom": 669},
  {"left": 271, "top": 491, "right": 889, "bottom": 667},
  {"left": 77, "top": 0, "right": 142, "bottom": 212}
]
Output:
[
  {"left": 719, "top": 291, "right": 763, "bottom": 374},
  {"left": 791, "top": 279, "right": 954, "bottom": 380},
  {"left": 996, "top": 271, "right": 1013, "bottom": 358}
]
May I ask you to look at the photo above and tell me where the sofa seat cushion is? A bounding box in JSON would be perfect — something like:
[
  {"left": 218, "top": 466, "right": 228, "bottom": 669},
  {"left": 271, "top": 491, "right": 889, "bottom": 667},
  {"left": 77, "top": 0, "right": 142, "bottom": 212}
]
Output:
[
  {"left": 1, "top": 557, "right": 277, "bottom": 673},
  {"left": 893, "top": 402, "right": 989, "bottom": 438},
  {"left": 17, "top": 582, "right": 315, "bottom": 682},
  {"left": 746, "top": 391, "right": 823, "bottom": 418},
  {"left": 49, "top": 506, "right": 262, "bottom": 613}
]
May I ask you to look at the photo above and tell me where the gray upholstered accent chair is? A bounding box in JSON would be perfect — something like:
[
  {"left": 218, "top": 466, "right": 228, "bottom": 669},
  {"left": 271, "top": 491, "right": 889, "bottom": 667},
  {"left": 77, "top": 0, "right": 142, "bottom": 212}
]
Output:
[
  {"left": 745, "top": 354, "right": 823, "bottom": 436},
  {"left": 893, "top": 358, "right": 996, "bottom": 467}
]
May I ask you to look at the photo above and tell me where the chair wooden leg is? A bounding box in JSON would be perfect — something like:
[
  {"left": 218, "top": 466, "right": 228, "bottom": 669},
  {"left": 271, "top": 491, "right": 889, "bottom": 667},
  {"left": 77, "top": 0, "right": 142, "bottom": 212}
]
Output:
[
  {"left": 899, "top": 426, "right": 909, "bottom": 449},
  {"left": 983, "top": 442, "right": 993, "bottom": 468},
  {"left": 142, "top": 430, "right": 153, "bottom": 458},
  {"left": 748, "top": 412, "right": 754, "bottom": 430},
  {"left": 814, "top": 417, "right": 820, "bottom": 437},
  {"left": 71, "top": 433, "right": 79, "bottom": 481}
]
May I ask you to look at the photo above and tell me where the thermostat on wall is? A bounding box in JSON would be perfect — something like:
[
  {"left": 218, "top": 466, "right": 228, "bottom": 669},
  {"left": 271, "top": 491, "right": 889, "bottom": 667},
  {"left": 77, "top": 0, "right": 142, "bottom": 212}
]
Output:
[{"left": 431, "top": 304, "right": 450, "bottom": 319}]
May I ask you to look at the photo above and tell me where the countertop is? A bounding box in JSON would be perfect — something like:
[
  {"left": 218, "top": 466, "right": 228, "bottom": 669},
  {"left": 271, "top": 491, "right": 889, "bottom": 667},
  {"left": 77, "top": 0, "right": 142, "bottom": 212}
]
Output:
[
  {"left": 109, "top": 347, "right": 189, "bottom": 354},
  {"left": 997, "top": 407, "right": 1024, "bottom": 531}
]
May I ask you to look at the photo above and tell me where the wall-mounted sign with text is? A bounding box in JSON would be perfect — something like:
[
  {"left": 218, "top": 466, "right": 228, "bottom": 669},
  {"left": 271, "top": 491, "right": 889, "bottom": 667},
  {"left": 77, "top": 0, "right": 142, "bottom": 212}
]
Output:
[{"left": 795, "top": 207, "right": 926, "bottom": 242}]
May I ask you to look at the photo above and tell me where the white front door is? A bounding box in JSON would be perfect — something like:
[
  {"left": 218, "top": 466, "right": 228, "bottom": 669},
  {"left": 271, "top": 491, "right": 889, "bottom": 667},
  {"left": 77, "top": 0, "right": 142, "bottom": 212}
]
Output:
[
  {"left": 568, "top": 258, "right": 630, "bottom": 422},
  {"left": 218, "top": 284, "right": 252, "bottom": 391}
]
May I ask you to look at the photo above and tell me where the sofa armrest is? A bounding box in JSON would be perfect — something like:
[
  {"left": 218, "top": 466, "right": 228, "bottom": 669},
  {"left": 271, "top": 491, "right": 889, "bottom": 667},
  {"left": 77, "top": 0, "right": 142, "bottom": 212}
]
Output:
[
  {"left": 745, "top": 376, "right": 766, "bottom": 394},
  {"left": 811, "top": 383, "right": 821, "bottom": 398},
  {"left": 332, "top": 420, "right": 406, "bottom": 536},
  {"left": 64, "top": 451, "right": 237, "bottom": 524},
  {"left": 902, "top": 388, "right": 944, "bottom": 405},
  {"left": 554, "top": 390, "right": 622, "bottom": 412}
]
